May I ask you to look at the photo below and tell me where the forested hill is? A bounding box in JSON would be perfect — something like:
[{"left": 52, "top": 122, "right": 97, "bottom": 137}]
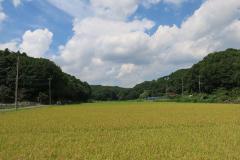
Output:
[
  {"left": 0, "top": 49, "right": 91, "bottom": 104},
  {"left": 133, "top": 48, "right": 240, "bottom": 97},
  {"left": 92, "top": 49, "right": 240, "bottom": 101}
]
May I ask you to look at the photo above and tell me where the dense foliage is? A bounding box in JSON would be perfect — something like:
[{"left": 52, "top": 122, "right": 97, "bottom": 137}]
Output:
[
  {"left": 91, "top": 85, "right": 138, "bottom": 101},
  {"left": 0, "top": 49, "right": 91, "bottom": 104}
]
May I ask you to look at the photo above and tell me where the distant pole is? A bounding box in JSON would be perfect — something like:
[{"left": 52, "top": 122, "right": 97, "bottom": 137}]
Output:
[
  {"left": 165, "top": 84, "right": 168, "bottom": 96},
  {"left": 198, "top": 75, "right": 201, "bottom": 93},
  {"left": 182, "top": 77, "right": 184, "bottom": 96},
  {"left": 48, "top": 78, "right": 52, "bottom": 105},
  {"left": 15, "top": 56, "right": 19, "bottom": 110},
  {"left": 165, "top": 77, "right": 169, "bottom": 96}
]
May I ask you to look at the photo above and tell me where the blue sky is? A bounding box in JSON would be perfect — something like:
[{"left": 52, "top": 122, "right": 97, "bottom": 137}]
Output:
[{"left": 0, "top": 0, "right": 240, "bottom": 87}]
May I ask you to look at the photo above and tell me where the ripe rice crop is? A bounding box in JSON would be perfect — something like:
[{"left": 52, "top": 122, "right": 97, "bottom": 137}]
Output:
[{"left": 0, "top": 102, "right": 240, "bottom": 159}]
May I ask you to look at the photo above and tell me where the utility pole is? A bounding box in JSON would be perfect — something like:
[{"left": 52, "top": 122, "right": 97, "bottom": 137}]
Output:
[
  {"left": 15, "top": 56, "right": 19, "bottom": 110},
  {"left": 165, "top": 83, "right": 168, "bottom": 96},
  {"left": 198, "top": 75, "right": 201, "bottom": 93},
  {"left": 165, "top": 77, "right": 169, "bottom": 96},
  {"left": 182, "top": 77, "right": 184, "bottom": 96},
  {"left": 48, "top": 78, "right": 52, "bottom": 105}
]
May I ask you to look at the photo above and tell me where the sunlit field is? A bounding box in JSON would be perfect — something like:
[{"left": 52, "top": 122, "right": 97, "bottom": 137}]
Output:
[{"left": 0, "top": 102, "right": 240, "bottom": 160}]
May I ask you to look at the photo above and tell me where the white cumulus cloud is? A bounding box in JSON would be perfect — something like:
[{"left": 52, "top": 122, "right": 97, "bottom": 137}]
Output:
[
  {"left": 117, "top": 64, "right": 137, "bottom": 78},
  {"left": 20, "top": 29, "right": 53, "bottom": 58},
  {"left": 53, "top": 17, "right": 154, "bottom": 86}
]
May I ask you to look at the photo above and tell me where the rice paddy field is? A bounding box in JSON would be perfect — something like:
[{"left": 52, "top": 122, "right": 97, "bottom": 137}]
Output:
[{"left": 0, "top": 102, "right": 240, "bottom": 160}]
